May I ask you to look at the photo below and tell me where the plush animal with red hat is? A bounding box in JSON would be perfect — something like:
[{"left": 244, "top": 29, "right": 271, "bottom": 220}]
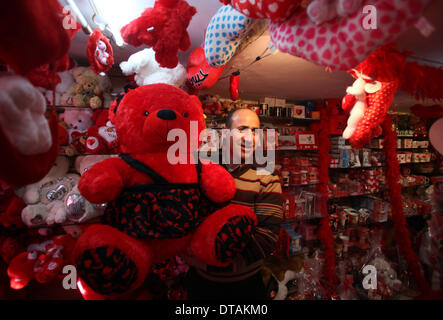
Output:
[{"left": 73, "top": 83, "right": 257, "bottom": 299}]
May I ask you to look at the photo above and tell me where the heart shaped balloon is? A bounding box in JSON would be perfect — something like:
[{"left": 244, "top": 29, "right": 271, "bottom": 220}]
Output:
[{"left": 269, "top": 0, "right": 433, "bottom": 70}]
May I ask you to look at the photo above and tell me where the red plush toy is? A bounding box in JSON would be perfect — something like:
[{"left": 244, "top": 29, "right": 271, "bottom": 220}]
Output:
[
  {"left": 120, "top": 0, "right": 197, "bottom": 69},
  {"left": 85, "top": 108, "right": 120, "bottom": 154},
  {"left": 7, "top": 235, "right": 76, "bottom": 290},
  {"left": 87, "top": 29, "right": 114, "bottom": 75},
  {"left": 73, "top": 84, "right": 257, "bottom": 299},
  {"left": 0, "top": 0, "right": 79, "bottom": 75}
]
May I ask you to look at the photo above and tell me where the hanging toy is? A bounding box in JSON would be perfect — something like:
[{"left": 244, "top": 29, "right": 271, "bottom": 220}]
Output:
[
  {"left": 87, "top": 29, "right": 114, "bottom": 75},
  {"left": 204, "top": 5, "right": 255, "bottom": 68},
  {"left": 187, "top": 47, "right": 225, "bottom": 91},
  {"left": 230, "top": 71, "right": 240, "bottom": 101},
  {"left": 120, "top": 0, "right": 197, "bottom": 69},
  {"left": 269, "top": 0, "right": 433, "bottom": 70}
]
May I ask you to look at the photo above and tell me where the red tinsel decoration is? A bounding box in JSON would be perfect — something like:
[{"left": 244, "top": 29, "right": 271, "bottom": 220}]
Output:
[
  {"left": 315, "top": 104, "right": 338, "bottom": 292},
  {"left": 410, "top": 104, "right": 443, "bottom": 119},
  {"left": 381, "top": 116, "right": 430, "bottom": 294}
]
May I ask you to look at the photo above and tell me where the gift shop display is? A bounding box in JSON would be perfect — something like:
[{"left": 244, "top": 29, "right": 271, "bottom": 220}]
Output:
[{"left": 0, "top": 0, "right": 442, "bottom": 303}]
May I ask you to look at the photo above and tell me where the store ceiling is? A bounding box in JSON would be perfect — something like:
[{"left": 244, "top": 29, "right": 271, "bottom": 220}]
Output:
[{"left": 67, "top": 0, "right": 443, "bottom": 111}]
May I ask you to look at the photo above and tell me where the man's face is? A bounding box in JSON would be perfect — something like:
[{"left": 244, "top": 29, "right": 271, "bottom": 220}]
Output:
[{"left": 228, "top": 109, "right": 260, "bottom": 163}]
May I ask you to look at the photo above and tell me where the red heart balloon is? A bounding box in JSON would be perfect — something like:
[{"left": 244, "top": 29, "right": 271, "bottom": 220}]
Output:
[{"left": 187, "top": 47, "right": 225, "bottom": 91}]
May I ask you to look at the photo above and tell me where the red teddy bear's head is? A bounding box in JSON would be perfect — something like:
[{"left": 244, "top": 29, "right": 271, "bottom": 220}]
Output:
[{"left": 115, "top": 83, "right": 205, "bottom": 154}]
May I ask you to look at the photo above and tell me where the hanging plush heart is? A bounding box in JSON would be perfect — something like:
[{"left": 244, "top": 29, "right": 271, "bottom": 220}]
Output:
[
  {"left": 87, "top": 29, "right": 114, "bottom": 75},
  {"left": 230, "top": 71, "right": 240, "bottom": 101},
  {"left": 220, "top": 0, "right": 301, "bottom": 22},
  {"left": 187, "top": 47, "right": 225, "bottom": 91},
  {"left": 0, "top": 0, "right": 80, "bottom": 75},
  {"left": 204, "top": 5, "right": 255, "bottom": 68},
  {"left": 269, "top": 0, "right": 433, "bottom": 70}
]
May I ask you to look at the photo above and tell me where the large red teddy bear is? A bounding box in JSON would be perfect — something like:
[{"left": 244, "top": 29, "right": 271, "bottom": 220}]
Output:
[{"left": 73, "top": 84, "right": 257, "bottom": 299}]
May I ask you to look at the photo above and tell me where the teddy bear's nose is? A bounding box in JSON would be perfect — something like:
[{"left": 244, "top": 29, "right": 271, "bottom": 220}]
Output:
[{"left": 157, "top": 109, "right": 176, "bottom": 120}]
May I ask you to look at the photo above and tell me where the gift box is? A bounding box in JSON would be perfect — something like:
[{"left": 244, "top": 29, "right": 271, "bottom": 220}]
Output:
[{"left": 292, "top": 105, "right": 305, "bottom": 118}]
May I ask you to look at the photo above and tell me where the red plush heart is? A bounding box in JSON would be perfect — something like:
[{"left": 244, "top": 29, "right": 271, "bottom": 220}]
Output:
[
  {"left": 269, "top": 0, "right": 433, "bottom": 70},
  {"left": 187, "top": 47, "right": 225, "bottom": 91},
  {"left": 87, "top": 29, "right": 114, "bottom": 75}
]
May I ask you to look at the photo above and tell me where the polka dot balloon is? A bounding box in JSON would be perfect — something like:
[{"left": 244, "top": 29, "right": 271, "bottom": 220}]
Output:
[{"left": 204, "top": 5, "right": 254, "bottom": 68}]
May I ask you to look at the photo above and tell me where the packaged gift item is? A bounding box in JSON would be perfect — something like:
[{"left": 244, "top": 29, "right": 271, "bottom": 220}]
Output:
[
  {"left": 295, "top": 132, "right": 318, "bottom": 150},
  {"left": 282, "top": 193, "right": 295, "bottom": 221},
  {"left": 292, "top": 105, "right": 305, "bottom": 118}
]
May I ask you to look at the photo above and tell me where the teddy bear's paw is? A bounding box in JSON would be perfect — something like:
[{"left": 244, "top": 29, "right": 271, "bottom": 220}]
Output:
[
  {"left": 215, "top": 216, "right": 256, "bottom": 263},
  {"left": 75, "top": 246, "right": 139, "bottom": 295}
]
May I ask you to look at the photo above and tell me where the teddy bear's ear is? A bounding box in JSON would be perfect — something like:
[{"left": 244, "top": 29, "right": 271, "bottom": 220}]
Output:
[{"left": 190, "top": 94, "right": 202, "bottom": 111}]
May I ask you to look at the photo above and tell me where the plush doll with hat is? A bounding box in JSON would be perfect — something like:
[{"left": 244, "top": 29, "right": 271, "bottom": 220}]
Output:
[{"left": 73, "top": 83, "right": 257, "bottom": 299}]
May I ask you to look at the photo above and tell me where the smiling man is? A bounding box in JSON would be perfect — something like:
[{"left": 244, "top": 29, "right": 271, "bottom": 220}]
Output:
[{"left": 186, "top": 108, "right": 283, "bottom": 300}]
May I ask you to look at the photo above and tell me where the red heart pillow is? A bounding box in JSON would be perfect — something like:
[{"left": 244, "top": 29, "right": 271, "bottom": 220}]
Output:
[{"left": 269, "top": 0, "right": 433, "bottom": 70}]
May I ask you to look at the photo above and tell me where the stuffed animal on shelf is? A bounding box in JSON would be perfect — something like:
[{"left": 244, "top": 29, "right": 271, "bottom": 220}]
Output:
[
  {"left": 73, "top": 83, "right": 257, "bottom": 299},
  {"left": 66, "top": 66, "right": 113, "bottom": 108},
  {"left": 120, "top": 48, "right": 187, "bottom": 88},
  {"left": 59, "top": 108, "right": 94, "bottom": 156},
  {"left": 85, "top": 108, "right": 120, "bottom": 155},
  {"left": 200, "top": 94, "right": 222, "bottom": 115},
  {"left": 21, "top": 156, "right": 80, "bottom": 228},
  {"left": 121, "top": 0, "right": 197, "bottom": 69},
  {"left": 72, "top": 76, "right": 103, "bottom": 109},
  {"left": 7, "top": 234, "right": 76, "bottom": 290}
]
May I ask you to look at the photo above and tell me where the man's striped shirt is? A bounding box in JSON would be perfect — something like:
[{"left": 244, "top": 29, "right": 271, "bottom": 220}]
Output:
[{"left": 190, "top": 164, "right": 283, "bottom": 282}]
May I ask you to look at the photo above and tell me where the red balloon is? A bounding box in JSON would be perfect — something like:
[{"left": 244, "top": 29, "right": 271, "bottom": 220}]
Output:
[{"left": 187, "top": 47, "right": 225, "bottom": 91}]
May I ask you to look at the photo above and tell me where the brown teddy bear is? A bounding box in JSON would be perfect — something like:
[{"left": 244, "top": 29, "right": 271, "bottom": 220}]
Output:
[{"left": 73, "top": 76, "right": 103, "bottom": 109}]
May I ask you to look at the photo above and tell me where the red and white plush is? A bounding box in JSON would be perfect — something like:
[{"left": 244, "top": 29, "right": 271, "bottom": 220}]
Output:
[
  {"left": 85, "top": 109, "right": 120, "bottom": 154},
  {"left": 341, "top": 45, "right": 403, "bottom": 148},
  {"left": 120, "top": 0, "right": 197, "bottom": 69},
  {"left": 220, "top": 0, "right": 301, "bottom": 21},
  {"left": 269, "top": 0, "right": 433, "bottom": 70},
  {"left": 120, "top": 48, "right": 187, "bottom": 87},
  {"left": 73, "top": 84, "right": 256, "bottom": 299},
  {"left": 87, "top": 29, "right": 114, "bottom": 75},
  {"left": 0, "top": 75, "right": 59, "bottom": 187},
  {"left": 59, "top": 108, "right": 94, "bottom": 156},
  {"left": 7, "top": 235, "right": 76, "bottom": 290},
  {"left": 200, "top": 94, "right": 222, "bottom": 115}
]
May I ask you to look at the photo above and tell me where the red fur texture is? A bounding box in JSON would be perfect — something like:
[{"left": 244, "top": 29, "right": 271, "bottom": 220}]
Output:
[
  {"left": 75, "top": 84, "right": 256, "bottom": 298},
  {"left": 381, "top": 116, "right": 430, "bottom": 294},
  {"left": 120, "top": 0, "right": 196, "bottom": 69}
]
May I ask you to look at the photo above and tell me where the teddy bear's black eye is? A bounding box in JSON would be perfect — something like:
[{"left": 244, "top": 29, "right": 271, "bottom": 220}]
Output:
[
  {"left": 78, "top": 120, "right": 82, "bottom": 122},
  {"left": 143, "top": 111, "right": 149, "bottom": 116},
  {"left": 183, "top": 112, "right": 189, "bottom": 118}
]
